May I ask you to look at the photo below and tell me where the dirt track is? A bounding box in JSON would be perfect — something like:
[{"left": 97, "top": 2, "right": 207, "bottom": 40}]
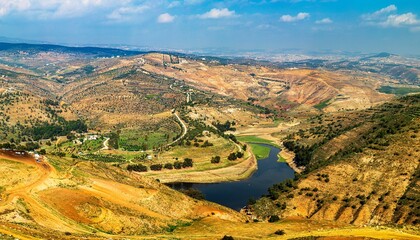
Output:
[
  {"left": 0, "top": 150, "right": 245, "bottom": 238},
  {"left": 0, "top": 151, "right": 92, "bottom": 234}
]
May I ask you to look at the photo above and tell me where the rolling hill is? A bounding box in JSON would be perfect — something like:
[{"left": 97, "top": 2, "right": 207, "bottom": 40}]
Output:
[{"left": 0, "top": 43, "right": 419, "bottom": 239}]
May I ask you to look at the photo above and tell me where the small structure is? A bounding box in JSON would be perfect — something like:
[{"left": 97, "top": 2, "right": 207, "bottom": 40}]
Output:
[
  {"left": 202, "top": 130, "right": 210, "bottom": 137},
  {"left": 146, "top": 155, "right": 153, "bottom": 160},
  {"left": 84, "top": 135, "right": 99, "bottom": 141},
  {"left": 88, "top": 135, "right": 98, "bottom": 140}
]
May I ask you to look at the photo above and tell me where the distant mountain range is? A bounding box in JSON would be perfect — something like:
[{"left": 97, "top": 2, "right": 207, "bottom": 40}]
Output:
[
  {"left": 0, "top": 42, "right": 144, "bottom": 58},
  {"left": 0, "top": 41, "right": 419, "bottom": 85}
]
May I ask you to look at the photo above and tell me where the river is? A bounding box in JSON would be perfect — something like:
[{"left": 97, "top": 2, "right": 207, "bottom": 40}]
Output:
[{"left": 168, "top": 144, "right": 295, "bottom": 211}]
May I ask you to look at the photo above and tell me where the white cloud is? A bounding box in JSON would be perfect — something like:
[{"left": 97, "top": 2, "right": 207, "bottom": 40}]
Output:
[
  {"left": 0, "top": 0, "right": 117, "bottom": 18},
  {"left": 381, "top": 13, "right": 419, "bottom": 27},
  {"left": 369, "top": 4, "right": 397, "bottom": 18},
  {"left": 362, "top": 5, "right": 396, "bottom": 21},
  {"left": 199, "top": 8, "right": 235, "bottom": 19},
  {"left": 280, "top": 12, "right": 309, "bottom": 22},
  {"left": 157, "top": 13, "right": 175, "bottom": 23},
  {"left": 61, "top": 0, "right": 105, "bottom": 16},
  {"left": 0, "top": 0, "right": 30, "bottom": 16},
  {"left": 362, "top": 5, "right": 420, "bottom": 30},
  {"left": 107, "top": 5, "right": 149, "bottom": 21},
  {"left": 315, "top": 18, "right": 332, "bottom": 24}
]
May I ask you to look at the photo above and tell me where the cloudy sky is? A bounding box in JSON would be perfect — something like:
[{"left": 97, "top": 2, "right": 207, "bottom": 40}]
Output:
[{"left": 1, "top": 0, "right": 419, "bottom": 55}]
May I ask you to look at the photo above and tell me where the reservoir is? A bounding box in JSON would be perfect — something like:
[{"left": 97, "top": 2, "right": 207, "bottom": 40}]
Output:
[{"left": 169, "top": 144, "right": 295, "bottom": 211}]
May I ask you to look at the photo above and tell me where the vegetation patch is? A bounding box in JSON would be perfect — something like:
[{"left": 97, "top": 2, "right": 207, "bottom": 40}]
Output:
[
  {"left": 237, "top": 135, "right": 277, "bottom": 146},
  {"left": 378, "top": 85, "right": 420, "bottom": 96},
  {"left": 249, "top": 143, "right": 271, "bottom": 160},
  {"left": 278, "top": 154, "right": 286, "bottom": 163},
  {"left": 80, "top": 153, "right": 126, "bottom": 163},
  {"left": 314, "top": 99, "right": 330, "bottom": 110},
  {"left": 118, "top": 122, "right": 179, "bottom": 151}
]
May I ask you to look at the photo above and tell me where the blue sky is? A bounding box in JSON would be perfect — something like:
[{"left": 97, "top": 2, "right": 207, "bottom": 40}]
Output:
[{"left": 1, "top": 0, "right": 420, "bottom": 55}]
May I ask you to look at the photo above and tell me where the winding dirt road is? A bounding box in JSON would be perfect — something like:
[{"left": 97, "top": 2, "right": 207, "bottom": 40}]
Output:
[
  {"left": 166, "top": 111, "right": 188, "bottom": 147},
  {"left": 0, "top": 151, "right": 91, "bottom": 234}
]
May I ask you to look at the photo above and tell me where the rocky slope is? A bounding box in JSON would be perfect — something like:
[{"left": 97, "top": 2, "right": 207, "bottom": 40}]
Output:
[{"left": 252, "top": 94, "right": 420, "bottom": 226}]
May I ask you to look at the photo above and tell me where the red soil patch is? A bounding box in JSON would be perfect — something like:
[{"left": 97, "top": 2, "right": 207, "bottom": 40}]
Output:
[{"left": 39, "top": 188, "right": 101, "bottom": 224}]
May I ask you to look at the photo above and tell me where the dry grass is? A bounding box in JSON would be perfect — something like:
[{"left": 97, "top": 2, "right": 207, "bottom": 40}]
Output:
[
  {"left": 0, "top": 150, "right": 245, "bottom": 238},
  {"left": 141, "top": 53, "right": 392, "bottom": 112},
  {"left": 169, "top": 217, "right": 420, "bottom": 240},
  {"left": 140, "top": 142, "right": 257, "bottom": 183}
]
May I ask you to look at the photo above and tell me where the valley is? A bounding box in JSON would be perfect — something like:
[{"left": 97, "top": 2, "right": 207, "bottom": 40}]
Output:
[{"left": 0, "top": 43, "right": 419, "bottom": 239}]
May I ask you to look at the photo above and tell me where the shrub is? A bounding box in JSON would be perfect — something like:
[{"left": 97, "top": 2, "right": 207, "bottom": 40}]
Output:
[
  {"left": 183, "top": 158, "right": 193, "bottom": 168},
  {"left": 211, "top": 156, "right": 221, "bottom": 164},
  {"left": 236, "top": 152, "right": 244, "bottom": 158},
  {"left": 201, "top": 140, "right": 214, "bottom": 147},
  {"left": 174, "top": 161, "right": 182, "bottom": 169},
  {"left": 274, "top": 229, "right": 285, "bottom": 235},
  {"left": 221, "top": 236, "right": 234, "bottom": 240},
  {"left": 127, "top": 164, "right": 147, "bottom": 172},
  {"left": 247, "top": 197, "right": 256, "bottom": 205},
  {"left": 164, "top": 163, "right": 173, "bottom": 169},
  {"left": 281, "top": 202, "right": 287, "bottom": 210},
  {"left": 268, "top": 215, "right": 280, "bottom": 222},
  {"left": 150, "top": 164, "right": 163, "bottom": 171},
  {"left": 228, "top": 152, "right": 237, "bottom": 161},
  {"left": 180, "top": 188, "right": 205, "bottom": 200}
]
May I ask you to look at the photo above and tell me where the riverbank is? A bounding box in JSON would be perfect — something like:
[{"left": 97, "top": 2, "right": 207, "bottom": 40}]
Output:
[
  {"left": 237, "top": 135, "right": 304, "bottom": 174},
  {"left": 279, "top": 147, "right": 305, "bottom": 174},
  {"left": 139, "top": 147, "right": 257, "bottom": 184}
]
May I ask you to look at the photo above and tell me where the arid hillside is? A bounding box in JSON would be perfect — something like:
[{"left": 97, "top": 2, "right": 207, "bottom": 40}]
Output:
[
  {"left": 251, "top": 94, "right": 420, "bottom": 226},
  {"left": 0, "top": 150, "right": 244, "bottom": 239},
  {"left": 140, "top": 53, "right": 392, "bottom": 112},
  {"left": 0, "top": 49, "right": 396, "bottom": 133},
  {"left": 1, "top": 150, "right": 420, "bottom": 239},
  {"left": 60, "top": 67, "right": 186, "bottom": 129}
]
